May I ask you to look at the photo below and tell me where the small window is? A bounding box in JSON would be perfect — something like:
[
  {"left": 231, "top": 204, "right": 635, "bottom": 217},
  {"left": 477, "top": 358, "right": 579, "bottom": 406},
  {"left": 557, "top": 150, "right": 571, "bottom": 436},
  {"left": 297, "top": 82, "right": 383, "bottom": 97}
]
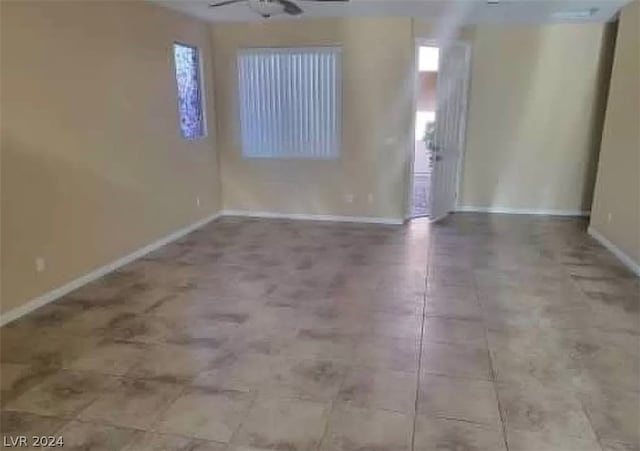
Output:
[
  {"left": 173, "top": 43, "right": 205, "bottom": 139},
  {"left": 237, "top": 47, "right": 341, "bottom": 159}
]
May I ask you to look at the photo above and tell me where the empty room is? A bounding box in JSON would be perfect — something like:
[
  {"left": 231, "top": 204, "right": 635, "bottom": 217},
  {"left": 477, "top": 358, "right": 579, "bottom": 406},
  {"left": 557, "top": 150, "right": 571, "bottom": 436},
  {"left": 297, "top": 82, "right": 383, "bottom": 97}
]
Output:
[{"left": 1, "top": 0, "right": 638, "bottom": 450}]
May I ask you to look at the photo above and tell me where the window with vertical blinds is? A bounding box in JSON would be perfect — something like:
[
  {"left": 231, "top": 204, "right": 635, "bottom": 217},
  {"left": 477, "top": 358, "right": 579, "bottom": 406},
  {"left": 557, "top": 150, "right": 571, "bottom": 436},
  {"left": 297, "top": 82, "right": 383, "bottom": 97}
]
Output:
[{"left": 237, "top": 47, "right": 341, "bottom": 159}]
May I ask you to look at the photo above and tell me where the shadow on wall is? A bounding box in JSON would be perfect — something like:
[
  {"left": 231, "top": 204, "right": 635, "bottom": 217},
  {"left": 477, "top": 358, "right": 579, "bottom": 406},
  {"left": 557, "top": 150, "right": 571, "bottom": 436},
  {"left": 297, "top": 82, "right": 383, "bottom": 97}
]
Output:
[
  {"left": 462, "top": 24, "right": 615, "bottom": 212},
  {"left": 464, "top": 27, "right": 541, "bottom": 209},
  {"left": 583, "top": 21, "right": 618, "bottom": 207},
  {"left": 338, "top": 17, "right": 415, "bottom": 220}
]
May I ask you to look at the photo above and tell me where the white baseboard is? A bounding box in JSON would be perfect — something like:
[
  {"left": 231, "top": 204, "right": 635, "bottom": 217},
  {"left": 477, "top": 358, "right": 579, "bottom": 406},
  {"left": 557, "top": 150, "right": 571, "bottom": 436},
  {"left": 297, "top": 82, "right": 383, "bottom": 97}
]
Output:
[
  {"left": 456, "top": 206, "right": 590, "bottom": 217},
  {"left": 221, "top": 209, "right": 405, "bottom": 225},
  {"left": 588, "top": 226, "right": 640, "bottom": 277},
  {"left": 0, "top": 212, "right": 222, "bottom": 327}
]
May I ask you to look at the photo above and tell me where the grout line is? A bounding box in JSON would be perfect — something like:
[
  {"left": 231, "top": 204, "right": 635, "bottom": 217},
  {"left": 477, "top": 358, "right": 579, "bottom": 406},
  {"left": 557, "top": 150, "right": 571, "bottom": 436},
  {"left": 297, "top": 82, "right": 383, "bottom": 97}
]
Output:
[
  {"left": 473, "top": 275, "right": 510, "bottom": 451},
  {"left": 579, "top": 398, "right": 607, "bottom": 451},
  {"left": 541, "top": 231, "right": 607, "bottom": 451},
  {"left": 227, "top": 389, "right": 259, "bottom": 446},
  {"left": 314, "top": 399, "right": 336, "bottom": 451},
  {"left": 410, "top": 233, "right": 431, "bottom": 451},
  {"left": 59, "top": 416, "right": 231, "bottom": 448}
]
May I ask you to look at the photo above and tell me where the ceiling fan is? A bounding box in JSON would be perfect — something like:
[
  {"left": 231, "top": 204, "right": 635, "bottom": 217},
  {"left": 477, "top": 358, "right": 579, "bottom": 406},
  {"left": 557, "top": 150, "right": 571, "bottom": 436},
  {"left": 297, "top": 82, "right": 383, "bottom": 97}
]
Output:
[{"left": 208, "top": 0, "right": 348, "bottom": 18}]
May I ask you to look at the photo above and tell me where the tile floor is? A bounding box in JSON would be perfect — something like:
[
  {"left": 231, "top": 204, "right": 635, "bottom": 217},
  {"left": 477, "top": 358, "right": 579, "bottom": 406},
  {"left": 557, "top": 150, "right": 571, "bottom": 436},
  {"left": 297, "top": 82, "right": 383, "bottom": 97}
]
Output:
[{"left": 1, "top": 214, "right": 638, "bottom": 451}]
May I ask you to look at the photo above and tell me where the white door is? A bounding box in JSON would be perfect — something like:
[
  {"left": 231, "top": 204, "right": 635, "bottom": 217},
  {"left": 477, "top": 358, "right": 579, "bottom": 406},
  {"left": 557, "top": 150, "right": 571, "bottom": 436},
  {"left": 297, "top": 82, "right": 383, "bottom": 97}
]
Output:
[{"left": 429, "top": 42, "right": 471, "bottom": 222}]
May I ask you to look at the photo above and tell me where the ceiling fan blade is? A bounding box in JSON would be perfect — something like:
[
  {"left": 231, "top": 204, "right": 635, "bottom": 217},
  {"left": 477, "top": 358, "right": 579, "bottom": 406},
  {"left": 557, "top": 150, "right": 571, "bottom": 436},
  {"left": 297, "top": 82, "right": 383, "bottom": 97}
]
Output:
[
  {"left": 297, "top": 0, "right": 349, "bottom": 2},
  {"left": 208, "top": 0, "right": 246, "bottom": 8},
  {"left": 277, "top": 0, "right": 303, "bottom": 15}
]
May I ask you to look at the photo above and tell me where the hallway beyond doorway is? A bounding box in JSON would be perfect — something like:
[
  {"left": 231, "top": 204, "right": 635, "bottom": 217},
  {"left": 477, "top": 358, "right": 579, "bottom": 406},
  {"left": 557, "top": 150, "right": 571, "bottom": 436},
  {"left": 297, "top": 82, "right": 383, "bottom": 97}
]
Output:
[
  {"left": 411, "top": 45, "right": 438, "bottom": 218},
  {"left": 412, "top": 138, "right": 433, "bottom": 217}
]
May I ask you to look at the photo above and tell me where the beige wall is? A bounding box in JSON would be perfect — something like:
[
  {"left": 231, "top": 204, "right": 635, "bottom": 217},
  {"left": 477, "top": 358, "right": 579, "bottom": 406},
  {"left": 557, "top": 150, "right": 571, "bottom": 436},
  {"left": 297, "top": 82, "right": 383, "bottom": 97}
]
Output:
[
  {"left": 459, "top": 23, "right": 614, "bottom": 212},
  {"left": 212, "top": 18, "right": 613, "bottom": 219},
  {"left": 211, "top": 18, "right": 414, "bottom": 219},
  {"left": 590, "top": 0, "right": 640, "bottom": 265},
  {"left": 1, "top": 1, "right": 220, "bottom": 313}
]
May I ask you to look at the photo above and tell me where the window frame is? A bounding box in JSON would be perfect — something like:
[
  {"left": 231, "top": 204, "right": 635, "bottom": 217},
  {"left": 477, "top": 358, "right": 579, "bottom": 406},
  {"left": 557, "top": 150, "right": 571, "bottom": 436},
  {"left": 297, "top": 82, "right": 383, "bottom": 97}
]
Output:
[
  {"left": 236, "top": 46, "right": 342, "bottom": 160},
  {"left": 172, "top": 41, "right": 207, "bottom": 141}
]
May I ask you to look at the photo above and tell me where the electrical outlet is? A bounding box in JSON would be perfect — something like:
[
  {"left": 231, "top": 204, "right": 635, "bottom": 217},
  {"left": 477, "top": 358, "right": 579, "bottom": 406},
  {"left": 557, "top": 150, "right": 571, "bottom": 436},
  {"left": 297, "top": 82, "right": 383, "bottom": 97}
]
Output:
[
  {"left": 196, "top": 197, "right": 201, "bottom": 208},
  {"left": 367, "top": 194, "right": 374, "bottom": 204},
  {"left": 35, "top": 257, "right": 45, "bottom": 273},
  {"left": 607, "top": 212, "right": 613, "bottom": 223},
  {"left": 345, "top": 194, "right": 354, "bottom": 203}
]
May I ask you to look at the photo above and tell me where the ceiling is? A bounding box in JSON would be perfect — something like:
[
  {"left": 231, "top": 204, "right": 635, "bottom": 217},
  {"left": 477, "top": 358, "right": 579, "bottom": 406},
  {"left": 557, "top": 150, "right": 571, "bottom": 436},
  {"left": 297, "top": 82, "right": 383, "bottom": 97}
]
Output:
[{"left": 149, "top": 0, "right": 632, "bottom": 24}]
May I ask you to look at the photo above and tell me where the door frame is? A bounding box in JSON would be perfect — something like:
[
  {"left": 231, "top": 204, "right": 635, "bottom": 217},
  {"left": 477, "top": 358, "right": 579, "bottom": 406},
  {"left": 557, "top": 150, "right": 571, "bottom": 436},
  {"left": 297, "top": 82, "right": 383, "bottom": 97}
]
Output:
[{"left": 406, "top": 38, "right": 472, "bottom": 221}]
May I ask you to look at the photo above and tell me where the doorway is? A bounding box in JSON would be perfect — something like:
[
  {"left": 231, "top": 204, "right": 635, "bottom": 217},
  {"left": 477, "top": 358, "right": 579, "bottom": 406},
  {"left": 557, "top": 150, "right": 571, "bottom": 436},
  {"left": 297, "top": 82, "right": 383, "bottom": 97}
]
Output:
[
  {"left": 409, "top": 40, "right": 471, "bottom": 222},
  {"left": 411, "top": 45, "right": 439, "bottom": 218}
]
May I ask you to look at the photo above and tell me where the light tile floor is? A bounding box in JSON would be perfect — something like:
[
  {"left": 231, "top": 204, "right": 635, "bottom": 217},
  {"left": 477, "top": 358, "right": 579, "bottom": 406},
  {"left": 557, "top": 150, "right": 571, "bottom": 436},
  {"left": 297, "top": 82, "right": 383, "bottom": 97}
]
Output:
[{"left": 1, "top": 214, "right": 638, "bottom": 451}]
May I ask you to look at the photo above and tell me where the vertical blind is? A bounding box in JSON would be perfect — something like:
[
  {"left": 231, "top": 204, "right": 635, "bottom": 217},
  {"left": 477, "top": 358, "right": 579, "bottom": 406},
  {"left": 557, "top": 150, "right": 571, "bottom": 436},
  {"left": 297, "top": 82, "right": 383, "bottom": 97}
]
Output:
[{"left": 237, "top": 47, "right": 341, "bottom": 159}]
